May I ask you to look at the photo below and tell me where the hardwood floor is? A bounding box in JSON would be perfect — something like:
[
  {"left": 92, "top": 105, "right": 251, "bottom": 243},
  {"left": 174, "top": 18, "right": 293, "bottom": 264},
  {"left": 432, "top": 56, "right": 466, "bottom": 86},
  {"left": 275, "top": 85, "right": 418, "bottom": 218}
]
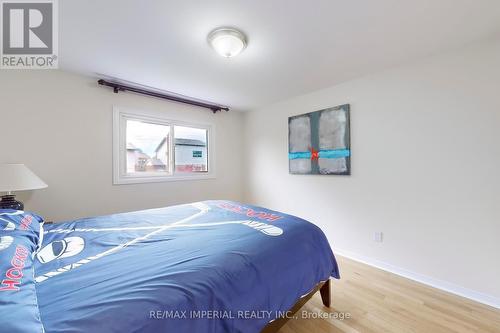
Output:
[{"left": 278, "top": 256, "right": 500, "bottom": 333}]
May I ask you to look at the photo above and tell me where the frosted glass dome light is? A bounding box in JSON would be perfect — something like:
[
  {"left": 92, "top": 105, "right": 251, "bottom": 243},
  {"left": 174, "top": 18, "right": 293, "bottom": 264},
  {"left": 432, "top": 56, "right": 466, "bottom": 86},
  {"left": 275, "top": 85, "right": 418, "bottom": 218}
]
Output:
[{"left": 208, "top": 28, "right": 247, "bottom": 58}]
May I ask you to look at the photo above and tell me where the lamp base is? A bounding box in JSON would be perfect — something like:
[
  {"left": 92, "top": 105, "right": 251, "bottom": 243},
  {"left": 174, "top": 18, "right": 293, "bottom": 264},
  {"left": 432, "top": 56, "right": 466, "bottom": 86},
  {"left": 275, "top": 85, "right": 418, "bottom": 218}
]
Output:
[{"left": 0, "top": 195, "right": 24, "bottom": 210}]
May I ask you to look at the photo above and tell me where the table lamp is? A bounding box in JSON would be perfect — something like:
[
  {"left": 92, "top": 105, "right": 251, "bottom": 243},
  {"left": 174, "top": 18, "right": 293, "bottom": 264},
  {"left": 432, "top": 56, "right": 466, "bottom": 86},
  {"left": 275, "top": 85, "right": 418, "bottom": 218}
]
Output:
[{"left": 0, "top": 164, "right": 48, "bottom": 210}]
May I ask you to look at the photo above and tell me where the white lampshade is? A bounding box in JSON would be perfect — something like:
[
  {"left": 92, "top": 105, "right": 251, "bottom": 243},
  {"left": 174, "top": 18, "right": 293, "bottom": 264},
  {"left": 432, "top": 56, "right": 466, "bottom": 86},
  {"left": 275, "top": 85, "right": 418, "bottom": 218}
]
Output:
[{"left": 0, "top": 164, "right": 47, "bottom": 192}]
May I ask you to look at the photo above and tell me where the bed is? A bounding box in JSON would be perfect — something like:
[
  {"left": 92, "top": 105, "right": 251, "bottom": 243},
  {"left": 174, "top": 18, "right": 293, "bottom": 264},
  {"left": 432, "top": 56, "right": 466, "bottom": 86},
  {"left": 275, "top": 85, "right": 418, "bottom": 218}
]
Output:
[{"left": 33, "top": 200, "right": 340, "bottom": 332}]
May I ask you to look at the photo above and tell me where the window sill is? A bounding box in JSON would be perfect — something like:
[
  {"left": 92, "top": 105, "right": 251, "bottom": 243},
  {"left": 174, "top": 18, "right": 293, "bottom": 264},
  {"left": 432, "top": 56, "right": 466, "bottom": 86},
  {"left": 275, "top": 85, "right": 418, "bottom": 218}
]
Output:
[{"left": 113, "top": 173, "right": 216, "bottom": 185}]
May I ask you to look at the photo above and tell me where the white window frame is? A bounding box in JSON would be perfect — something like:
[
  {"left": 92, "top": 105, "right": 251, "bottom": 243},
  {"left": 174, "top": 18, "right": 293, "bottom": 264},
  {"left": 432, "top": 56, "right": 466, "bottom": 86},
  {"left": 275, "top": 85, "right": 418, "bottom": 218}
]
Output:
[{"left": 113, "top": 106, "right": 216, "bottom": 185}]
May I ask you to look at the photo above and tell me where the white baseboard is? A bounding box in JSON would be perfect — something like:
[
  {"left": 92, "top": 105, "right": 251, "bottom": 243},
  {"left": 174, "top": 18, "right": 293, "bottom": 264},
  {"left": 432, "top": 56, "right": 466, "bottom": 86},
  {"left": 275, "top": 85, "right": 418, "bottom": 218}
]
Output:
[{"left": 334, "top": 248, "right": 500, "bottom": 309}]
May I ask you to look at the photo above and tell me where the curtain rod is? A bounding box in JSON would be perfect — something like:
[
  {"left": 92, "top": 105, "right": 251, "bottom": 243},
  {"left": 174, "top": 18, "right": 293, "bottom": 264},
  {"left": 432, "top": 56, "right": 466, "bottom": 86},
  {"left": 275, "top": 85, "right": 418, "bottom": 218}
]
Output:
[{"left": 97, "top": 79, "right": 229, "bottom": 113}]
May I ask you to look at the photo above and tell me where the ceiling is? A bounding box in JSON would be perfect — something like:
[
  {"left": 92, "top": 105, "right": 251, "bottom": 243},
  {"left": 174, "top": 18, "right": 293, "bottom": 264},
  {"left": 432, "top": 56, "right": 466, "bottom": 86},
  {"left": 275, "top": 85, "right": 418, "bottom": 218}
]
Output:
[{"left": 60, "top": 0, "right": 500, "bottom": 111}]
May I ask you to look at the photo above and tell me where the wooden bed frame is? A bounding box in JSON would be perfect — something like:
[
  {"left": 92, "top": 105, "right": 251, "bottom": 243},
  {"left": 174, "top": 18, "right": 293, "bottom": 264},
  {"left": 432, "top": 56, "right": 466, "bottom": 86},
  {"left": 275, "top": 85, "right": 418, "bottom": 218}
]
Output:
[{"left": 261, "top": 279, "right": 331, "bottom": 333}]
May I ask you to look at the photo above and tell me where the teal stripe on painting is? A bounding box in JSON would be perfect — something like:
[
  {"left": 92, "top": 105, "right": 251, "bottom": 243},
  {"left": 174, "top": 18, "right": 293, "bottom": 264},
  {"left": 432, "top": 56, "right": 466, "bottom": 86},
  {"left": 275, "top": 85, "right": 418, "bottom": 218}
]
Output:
[
  {"left": 288, "top": 149, "right": 350, "bottom": 160},
  {"left": 319, "top": 149, "right": 350, "bottom": 159},
  {"left": 288, "top": 152, "right": 312, "bottom": 159}
]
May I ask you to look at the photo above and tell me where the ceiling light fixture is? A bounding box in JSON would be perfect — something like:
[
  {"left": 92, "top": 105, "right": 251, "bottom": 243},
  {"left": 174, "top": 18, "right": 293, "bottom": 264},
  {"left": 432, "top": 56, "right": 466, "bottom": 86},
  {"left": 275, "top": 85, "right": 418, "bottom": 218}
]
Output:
[{"left": 208, "top": 27, "right": 247, "bottom": 58}]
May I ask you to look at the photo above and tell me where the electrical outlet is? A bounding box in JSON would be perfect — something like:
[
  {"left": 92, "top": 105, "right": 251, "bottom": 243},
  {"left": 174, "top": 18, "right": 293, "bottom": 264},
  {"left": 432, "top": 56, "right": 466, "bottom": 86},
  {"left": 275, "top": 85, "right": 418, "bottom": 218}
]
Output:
[{"left": 373, "top": 232, "right": 383, "bottom": 243}]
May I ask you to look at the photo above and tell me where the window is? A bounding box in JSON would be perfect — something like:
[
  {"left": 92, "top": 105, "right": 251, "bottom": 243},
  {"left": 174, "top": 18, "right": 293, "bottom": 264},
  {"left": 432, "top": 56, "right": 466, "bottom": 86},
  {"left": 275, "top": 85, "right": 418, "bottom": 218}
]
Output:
[{"left": 113, "top": 107, "right": 214, "bottom": 184}]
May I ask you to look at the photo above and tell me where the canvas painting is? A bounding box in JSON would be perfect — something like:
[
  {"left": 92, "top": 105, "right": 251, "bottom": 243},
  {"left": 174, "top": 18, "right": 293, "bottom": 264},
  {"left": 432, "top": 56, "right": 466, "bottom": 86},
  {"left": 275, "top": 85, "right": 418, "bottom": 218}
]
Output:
[{"left": 288, "top": 104, "right": 350, "bottom": 175}]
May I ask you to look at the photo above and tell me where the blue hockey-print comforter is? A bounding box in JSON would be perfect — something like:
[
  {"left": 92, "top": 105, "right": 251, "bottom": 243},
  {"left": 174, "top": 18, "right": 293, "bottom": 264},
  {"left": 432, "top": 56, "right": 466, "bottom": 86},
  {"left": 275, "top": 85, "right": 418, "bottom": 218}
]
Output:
[{"left": 35, "top": 201, "right": 339, "bottom": 333}]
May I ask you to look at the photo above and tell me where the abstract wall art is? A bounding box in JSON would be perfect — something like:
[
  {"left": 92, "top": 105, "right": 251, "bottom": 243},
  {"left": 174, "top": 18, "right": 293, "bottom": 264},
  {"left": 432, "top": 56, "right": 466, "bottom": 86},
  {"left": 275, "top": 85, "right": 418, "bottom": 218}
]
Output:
[{"left": 288, "top": 104, "right": 350, "bottom": 175}]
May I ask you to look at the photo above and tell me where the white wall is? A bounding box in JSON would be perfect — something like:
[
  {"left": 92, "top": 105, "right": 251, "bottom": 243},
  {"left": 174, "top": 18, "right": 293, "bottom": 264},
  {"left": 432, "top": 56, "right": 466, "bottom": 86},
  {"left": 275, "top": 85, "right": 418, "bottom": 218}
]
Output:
[
  {"left": 243, "top": 39, "right": 500, "bottom": 306},
  {"left": 0, "top": 70, "right": 244, "bottom": 221}
]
